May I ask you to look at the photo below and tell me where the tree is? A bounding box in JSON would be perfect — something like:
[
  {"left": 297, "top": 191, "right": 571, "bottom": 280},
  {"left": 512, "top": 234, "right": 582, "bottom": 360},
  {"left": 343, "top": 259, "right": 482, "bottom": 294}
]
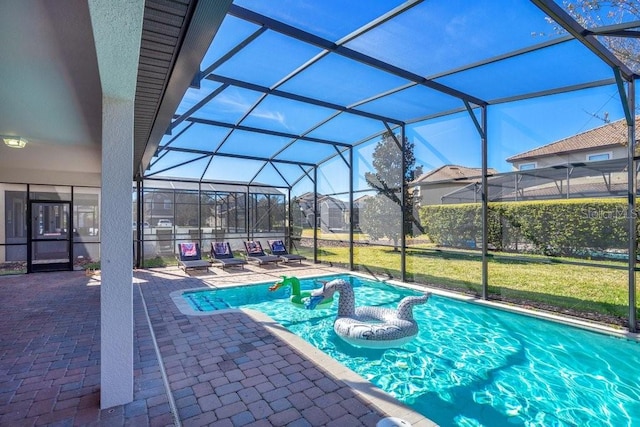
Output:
[
  {"left": 543, "top": 1, "right": 640, "bottom": 73},
  {"left": 360, "top": 132, "right": 422, "bottom": 250}
]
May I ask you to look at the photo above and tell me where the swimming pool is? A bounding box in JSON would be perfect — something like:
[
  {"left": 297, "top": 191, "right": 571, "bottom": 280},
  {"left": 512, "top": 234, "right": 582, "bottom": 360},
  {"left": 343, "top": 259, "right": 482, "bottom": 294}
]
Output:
[{"left": 182, "top": 274, "right": 640, "bottom": 427}]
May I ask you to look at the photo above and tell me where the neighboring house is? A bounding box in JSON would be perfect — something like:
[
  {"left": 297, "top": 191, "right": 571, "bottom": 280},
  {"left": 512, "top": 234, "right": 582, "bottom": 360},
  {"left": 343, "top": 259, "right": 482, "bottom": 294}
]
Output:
[
  {"left": 442, "top": 117, "right": 639, "bottom": 203},
  {"left": 144, "top": 189, "right": 175, "bottom": 227},
  {"left": 411, "top": 165, "right": 499, "bottom": 205},
  {"left": 506, "top": 117, "right": 639, "bottom": 170},
  {"left": 293, "top": 192, "right": 318, "bottom": 229},
  {"left": 294, "top": 192, "right": 349, "bottom": 232},
  {"left": 353, "top": 194, "right": 373, "bottom": 231},
  {"left": 503, "top": 117, "right": 639, "bottom": 200}
]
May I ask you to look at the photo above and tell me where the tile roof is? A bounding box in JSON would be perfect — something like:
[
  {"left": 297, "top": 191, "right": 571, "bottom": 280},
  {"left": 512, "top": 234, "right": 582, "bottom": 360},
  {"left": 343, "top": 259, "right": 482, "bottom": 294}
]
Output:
[
  {"left": 507, "top": 117, "right": 640, "bottom": 162},
  {"left": 412, "top": 165, "right": 498, "bottom": 184}
]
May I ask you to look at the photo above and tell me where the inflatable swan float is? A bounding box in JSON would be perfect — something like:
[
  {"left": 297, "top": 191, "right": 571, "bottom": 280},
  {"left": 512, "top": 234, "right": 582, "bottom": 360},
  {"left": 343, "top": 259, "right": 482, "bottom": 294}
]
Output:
[{"left": 305, "top": 278, "right": 430, "bottom": 348}]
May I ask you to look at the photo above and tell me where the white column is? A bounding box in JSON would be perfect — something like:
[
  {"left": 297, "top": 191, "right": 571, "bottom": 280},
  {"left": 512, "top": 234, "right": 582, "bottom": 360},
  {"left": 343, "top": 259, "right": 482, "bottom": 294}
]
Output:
[
  {"left": 88, "top": 0, "right": 144, "bottom": 409},
  {"left": 100, "top": 97, "right": 134, "bottom": 408}
]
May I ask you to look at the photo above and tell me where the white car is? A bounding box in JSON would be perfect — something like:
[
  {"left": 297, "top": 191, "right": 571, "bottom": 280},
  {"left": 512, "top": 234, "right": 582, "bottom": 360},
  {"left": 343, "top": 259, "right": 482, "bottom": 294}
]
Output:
[{"left": 156, "top": 219, "right": 172, "bottom": 227}]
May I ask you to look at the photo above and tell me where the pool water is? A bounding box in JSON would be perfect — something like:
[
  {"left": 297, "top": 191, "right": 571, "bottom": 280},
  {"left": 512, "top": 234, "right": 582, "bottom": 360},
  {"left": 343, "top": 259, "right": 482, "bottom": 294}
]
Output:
[{"left": 183, "top": 274, "right": 640, "bottom": 427}]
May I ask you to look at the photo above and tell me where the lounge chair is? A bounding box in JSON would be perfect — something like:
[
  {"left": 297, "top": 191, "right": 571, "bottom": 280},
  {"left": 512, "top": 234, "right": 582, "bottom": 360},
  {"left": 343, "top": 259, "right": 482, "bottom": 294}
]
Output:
[
  {"left": 210, "top": 242, "right": 247, "bottom": 269},
  {"left": 268, "top": 239, "right": 306, "bottom": 264},
  {"left": 176, "top": 242, "right": 211, "bottom": 272},
  {"left": 243, "top": 240, "right": 281, "bottom": 266}
]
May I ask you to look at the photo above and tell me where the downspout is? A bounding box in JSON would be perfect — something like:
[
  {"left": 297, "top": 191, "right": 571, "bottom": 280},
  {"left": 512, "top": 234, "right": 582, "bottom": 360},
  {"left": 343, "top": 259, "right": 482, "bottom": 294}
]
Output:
[{"left": 566, "top": 164, "right": 570, "bottom": 199}]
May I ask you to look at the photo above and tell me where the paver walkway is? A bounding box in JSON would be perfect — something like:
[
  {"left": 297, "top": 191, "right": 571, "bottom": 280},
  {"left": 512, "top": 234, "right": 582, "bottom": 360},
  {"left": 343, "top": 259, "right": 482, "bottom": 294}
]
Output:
[{"left": 0, "top": 265, "right": 432, "bottom": 426}]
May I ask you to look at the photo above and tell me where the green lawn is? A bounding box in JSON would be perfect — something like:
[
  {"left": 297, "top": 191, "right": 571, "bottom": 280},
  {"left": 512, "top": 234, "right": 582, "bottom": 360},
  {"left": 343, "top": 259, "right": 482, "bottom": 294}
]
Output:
[
  {"left": 300, "top": 229, "right": 370, "bottom": 241},
  {"left": 306, "top": 243, "right": 634, "bottom": 327}
]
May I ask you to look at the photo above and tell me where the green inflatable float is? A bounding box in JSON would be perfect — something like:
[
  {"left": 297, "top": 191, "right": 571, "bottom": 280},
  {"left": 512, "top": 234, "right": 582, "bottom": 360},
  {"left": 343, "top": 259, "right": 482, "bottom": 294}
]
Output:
[{"left": 268, "top": 276, "right": 333, "bottom": 309}]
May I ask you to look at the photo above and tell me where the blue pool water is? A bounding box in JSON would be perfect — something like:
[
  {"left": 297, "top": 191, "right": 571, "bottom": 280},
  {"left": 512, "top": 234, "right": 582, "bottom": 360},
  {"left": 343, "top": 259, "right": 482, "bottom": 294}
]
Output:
[{"left": 183, "top": 274, "right": 640, "bottom": 427}]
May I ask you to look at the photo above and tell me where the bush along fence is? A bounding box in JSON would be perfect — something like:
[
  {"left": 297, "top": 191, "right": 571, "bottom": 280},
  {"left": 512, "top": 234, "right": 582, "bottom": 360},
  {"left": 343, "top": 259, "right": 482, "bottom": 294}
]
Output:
[{"left": 419, "top": 198, "right": 635, "bottom": 259}]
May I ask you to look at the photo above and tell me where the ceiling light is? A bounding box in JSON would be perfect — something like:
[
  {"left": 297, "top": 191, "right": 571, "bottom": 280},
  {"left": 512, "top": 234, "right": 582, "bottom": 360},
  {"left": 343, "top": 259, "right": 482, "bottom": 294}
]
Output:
[{"left": 3, "top": 137, "right": 28, "bottom": 149}]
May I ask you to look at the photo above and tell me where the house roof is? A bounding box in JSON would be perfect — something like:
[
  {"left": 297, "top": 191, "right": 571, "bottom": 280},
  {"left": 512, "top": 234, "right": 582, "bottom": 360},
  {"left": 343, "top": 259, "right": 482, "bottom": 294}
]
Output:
[
  {"left": 506, "top": 116, "right": 640, "bottom": 162},
  {"left": 440, "top": 157, "right": 629, "bottom": 203},
  {"left": 295, "top": 192, "right": 346, "bottom": 206},
  {"left": 412, "top": 165, "right": 498, "bottom": 184}
]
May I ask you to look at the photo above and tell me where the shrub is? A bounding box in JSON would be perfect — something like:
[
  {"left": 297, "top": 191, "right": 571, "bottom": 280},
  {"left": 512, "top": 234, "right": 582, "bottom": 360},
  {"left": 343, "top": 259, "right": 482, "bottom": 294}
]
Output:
[{"left": 420, "top": 198, "right": 631, "bottom": 257}]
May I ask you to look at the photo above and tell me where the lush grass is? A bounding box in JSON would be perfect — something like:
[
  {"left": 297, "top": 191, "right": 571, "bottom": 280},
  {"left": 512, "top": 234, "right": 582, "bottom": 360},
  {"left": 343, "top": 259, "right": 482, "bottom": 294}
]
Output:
[
  {"left": 300, "top": 229, "right": 369, "bottom": 241},
  {"left": 311, "top": 243, "right": 634, "bottom": 326}
]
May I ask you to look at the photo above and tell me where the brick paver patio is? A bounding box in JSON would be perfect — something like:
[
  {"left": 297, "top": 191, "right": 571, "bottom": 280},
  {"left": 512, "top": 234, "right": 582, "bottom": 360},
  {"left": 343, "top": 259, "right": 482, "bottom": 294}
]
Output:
[{"left": 0, "top": 264, "right": 433, "bottom": 426}]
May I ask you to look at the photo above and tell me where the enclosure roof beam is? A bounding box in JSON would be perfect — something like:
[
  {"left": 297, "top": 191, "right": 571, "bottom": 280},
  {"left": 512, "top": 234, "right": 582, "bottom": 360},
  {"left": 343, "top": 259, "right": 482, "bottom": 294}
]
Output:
[
  {"left": 185, "top": 117, "right": 351, "bottom": 148},
  {"left": 200, "top": 27, "right": 268, "bottom": 78},
  {"left": 205, "top": 74, "right": 403, "bottom": 125},
  {"left": 426, "top": 34, "right": 574, "bottom": 80},
  {"left": 161, "top": 146, "right": 317, "bottom": 167},
  {"left": 488, "top": 78, "right": 617, "bottom": 106},
  {"left": 583, "top": 20, "right": 640, "bottom": 38},
  {"left": 464, "top": 101, "right": 485, "bottom": 140},
  {"left": 614, "top": 68, "right": 633, "bottom": 125},
  {"left": 531, "top": 0, "right": 636, "bottom": 80},
  {"left": 227, "top": 4, "right": 487, "bottom": 107}
]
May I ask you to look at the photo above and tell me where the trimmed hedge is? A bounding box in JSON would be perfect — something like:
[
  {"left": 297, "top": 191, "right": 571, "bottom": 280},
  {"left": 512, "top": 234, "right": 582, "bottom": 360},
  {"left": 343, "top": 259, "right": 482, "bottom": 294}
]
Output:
[{"left": 419, "top": 198, "right": 633, "bottom": 257}]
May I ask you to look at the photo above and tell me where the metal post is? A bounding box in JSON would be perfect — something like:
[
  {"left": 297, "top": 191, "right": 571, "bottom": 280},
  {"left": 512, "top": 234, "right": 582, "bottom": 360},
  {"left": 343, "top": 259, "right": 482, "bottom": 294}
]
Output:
[
  {"left": 481, "top": 106, "right": 488, "bottom": 299},
  {"left": 313, "top": 167, "right": 318, "bottom": 264},
  {"left": 400, "top": 125, "right": 407, "bottom": 282},
  {"left": 135, "top": 178, "right": 142, "bottom": 268},
  {"left": 287, "top": 188, "right": 292, "bottom": 251},
  {"left": 246, "top": 186, "right": 251, "bottom": 241},
  {"left": 463, "top": 100, "right": 489, "bottom": 298},
  {"left": 627, "top": 79, "right": 637, "bottom": 332},
  {"left": 349, "top": 147, "right": 354, "bottom": 271},
  {"left": 197, "top": 182, "right": 202, "bottom": 245}
]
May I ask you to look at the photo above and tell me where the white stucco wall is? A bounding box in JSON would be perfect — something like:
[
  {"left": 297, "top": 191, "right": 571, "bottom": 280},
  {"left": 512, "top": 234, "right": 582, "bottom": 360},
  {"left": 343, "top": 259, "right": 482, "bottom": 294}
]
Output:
[
  {"left": 417, "top": 182, "right": 480, "bottom": 205},
  {"left": 511, "top": 146, "right": 628, "bottom": 170},
  {"left": 0, "top": 143, "right": 101, "bottom": 186}
]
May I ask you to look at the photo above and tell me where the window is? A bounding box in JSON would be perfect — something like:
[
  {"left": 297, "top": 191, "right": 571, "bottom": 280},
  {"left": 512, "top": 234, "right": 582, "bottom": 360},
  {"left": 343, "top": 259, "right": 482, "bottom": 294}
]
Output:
[
  {"left": 587, "top": 152, "right": 610, "bottom": 162},
  {"left": 74, "top": 192, "right": 100, "bottom": 238},
  {"left": 519, "top": 162, "right": 536, "bottom": 171}
]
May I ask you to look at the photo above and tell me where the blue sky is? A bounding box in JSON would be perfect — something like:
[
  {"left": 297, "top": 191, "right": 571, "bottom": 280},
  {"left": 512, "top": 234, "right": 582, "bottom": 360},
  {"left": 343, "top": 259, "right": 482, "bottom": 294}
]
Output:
[
  {"left": 155, "top": 1, "right": 636, "bottom": 196},
  {"left": 409, "top": 84, "right": 629, "bottom": 174}
]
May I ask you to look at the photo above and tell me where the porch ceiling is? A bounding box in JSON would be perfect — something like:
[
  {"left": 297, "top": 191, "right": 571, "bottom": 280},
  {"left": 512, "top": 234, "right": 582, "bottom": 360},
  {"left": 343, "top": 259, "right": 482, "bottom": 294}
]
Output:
[{"left": 0, "top": 0, "right": 102, "bottom": 179}]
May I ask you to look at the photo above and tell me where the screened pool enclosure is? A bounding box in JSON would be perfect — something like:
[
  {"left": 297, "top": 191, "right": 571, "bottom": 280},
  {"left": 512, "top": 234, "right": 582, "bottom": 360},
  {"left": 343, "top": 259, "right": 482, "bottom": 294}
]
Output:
[
  {"left": 2, "top": 0, "right": 640, "bottom": 331},
  {"left": 129, "top": 0, "right": 640, "bottom": 331}
]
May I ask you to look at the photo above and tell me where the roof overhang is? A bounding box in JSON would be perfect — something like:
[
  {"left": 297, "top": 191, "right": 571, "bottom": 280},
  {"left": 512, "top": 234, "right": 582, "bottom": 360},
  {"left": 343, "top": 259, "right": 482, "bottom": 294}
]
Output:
[{"left": 134, "top": 0, "right": 232, "bottom": 179}]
